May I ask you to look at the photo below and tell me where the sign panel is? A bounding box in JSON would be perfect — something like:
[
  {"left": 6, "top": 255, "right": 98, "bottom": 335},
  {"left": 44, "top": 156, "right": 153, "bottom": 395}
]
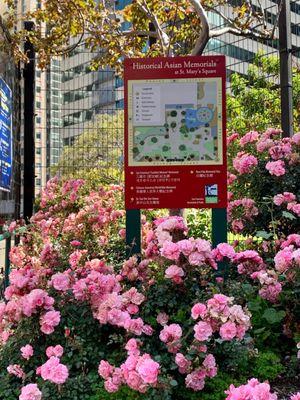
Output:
[
  {"left": 124, "top": 56, "right": 227, "bottom": 209},
  {"left": 0, "top": 77, "right": 12, "bottom": 192}
]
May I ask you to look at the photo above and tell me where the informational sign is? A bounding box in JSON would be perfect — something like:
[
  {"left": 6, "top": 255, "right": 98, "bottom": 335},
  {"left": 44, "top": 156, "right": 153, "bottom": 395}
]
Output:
[
  {"left": 0, "top": 77, "right": 12, "bottom": 192},
  {"left": 124, "top": 56, "right": 227, "bottom": 209}
]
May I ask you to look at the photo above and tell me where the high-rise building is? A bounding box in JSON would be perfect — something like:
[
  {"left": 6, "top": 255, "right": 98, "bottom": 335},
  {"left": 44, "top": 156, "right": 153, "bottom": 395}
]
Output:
[
  {"left": 14, "top": 0, "right": 48, "bottom": 195},
  {"left": 60, "top": 40, "right": 122, "bottom": 147},
  {"left": 58, "top": 0, "right": 299, "bottom": 147},
  {"left": 46, "top": 58, "right": 62, "bottom": 180},
  {"left": 204, "top": 1, "right": 300, "bottom": 79}
]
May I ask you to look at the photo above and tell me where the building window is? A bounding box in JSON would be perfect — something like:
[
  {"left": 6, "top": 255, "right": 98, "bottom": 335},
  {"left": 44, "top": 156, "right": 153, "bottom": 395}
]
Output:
[
  {"left": 36, "top": 148, "right": 41, "bottom": 155},
  {"left": 36, "top": 86, "right": 41, "bottom": 93},
  {"left": 36, "top": 132, "right": 41, "bottom": 139},
  {"left": 36, "top": 116, "right": 41, "bottom": 124},
  {"left": 36, "top": 101, "right": 41, "bottom": 109},
  {"left": 36, "top": 178, "right": 41, "bottom": 186},
  {"left": 116, "top": 99, "right": 124, "bottom": 109}
]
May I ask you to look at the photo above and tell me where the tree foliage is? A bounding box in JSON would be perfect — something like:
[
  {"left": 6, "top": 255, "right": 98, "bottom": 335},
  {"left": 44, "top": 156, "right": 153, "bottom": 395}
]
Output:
[
  {"left": 0, "top": 0, "right": 278, "bottom": 70},
  {"left": 52, "top": 112, "right": 124, "bottom": 184},
  {"left": 227, "top": 53, "right": 300, "bottom": 134}
]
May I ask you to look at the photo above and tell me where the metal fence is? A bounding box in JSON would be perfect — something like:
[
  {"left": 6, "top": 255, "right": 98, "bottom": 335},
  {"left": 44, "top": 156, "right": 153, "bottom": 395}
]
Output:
[{"left": 37, "top": 2, "right": 299, "bottom": 191}]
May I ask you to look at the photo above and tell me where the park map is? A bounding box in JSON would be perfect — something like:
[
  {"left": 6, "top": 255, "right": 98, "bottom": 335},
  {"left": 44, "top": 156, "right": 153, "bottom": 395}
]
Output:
[{"left": 128, "top": 78, "right": 223, "bottom": 167}]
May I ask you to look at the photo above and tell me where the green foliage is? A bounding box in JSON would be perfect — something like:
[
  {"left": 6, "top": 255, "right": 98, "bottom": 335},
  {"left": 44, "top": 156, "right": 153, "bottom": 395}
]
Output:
[
  {"left": 251, "top": 351, "right": 285, "bottom": 382},
  {"left": 52, "top": 112, "right": 124, "bottom": 184},
  {"left": 227, "top": 53, "right": 300, "bottom": 134},
  {"left": 185, "top": 209, "right": 211, "bottom": 240}
]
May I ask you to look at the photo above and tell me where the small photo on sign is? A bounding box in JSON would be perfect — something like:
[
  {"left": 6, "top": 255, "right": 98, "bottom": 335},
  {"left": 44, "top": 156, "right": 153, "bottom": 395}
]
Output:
[{"left": 205, "top": 184, "right": 218, "bottom": 203}]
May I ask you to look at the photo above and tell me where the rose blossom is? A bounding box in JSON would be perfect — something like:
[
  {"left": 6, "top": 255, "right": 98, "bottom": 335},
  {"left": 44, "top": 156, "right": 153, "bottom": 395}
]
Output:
[
  {"left": 175, "top": 353, "right": 191, "bottom": 374},
  {"left": 160, "top": 241, "right": 180, "bottom": 261},
  {"left": 233, "top": 152, "right": 258, "bottom": 174},
  {"left": 156, "top": 312, "right": 169, "bottom": 326},
  {"left": 98, "top": 360, "right": 114, "bottom": 379},
  {"left": 219, "top": 322, "right": 237, "bottom": 340},
  {"left": 40, "top": 310, "right": 61, "bottom": 334},
  {"left": 191, "top": 303, "right": 207, "bottom": 320},
  {"left": 40, "top": 356, "right": 69, "bottom": 384},
  {"left": 194, "top": 321, "right": 213, "bottom": 342},
  {"left": 125, "top": 339, "right": 140, "bottom": 356},
  {"left": 165, "top": 265, "right": 184, "bottom": 284},
  {"left": 136, "top": 357, "right": 160, "bottom": 384},
  {"left": 50, "top": 273, "right": 70, "bottom": 291},
  {"left": 266, "top": 160, "right": 285, "bottom": 176},
  {"left": 7, "top": 364, "right": 25, "bottom": 379},
  {"left": 46, "top": 345, "right": 64, "bottom": 358},
  {"left": 225, "top": 378, "right": 277, "bottom": 400},
  {"left": 20, "top": 344, "right": 34, "bottom": 360},
  {"left": 19, "top": 383, "right": 42, "bottom": 400},
  {"left": 159, "top": 324, "right": 182, "bottom": 343}
]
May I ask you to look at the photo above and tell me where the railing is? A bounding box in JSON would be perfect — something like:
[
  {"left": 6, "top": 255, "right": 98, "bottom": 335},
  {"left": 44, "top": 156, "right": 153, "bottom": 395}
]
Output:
[{"left": 0, "top": 231, "right": 11, "bottom": 299}]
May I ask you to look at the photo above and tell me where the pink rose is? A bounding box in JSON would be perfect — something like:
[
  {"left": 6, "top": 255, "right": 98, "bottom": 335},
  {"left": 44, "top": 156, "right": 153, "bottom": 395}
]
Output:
[
  {"left": 165, "top": 265, "right": 184, "bottom": 284},
  {"left": 40, "top": 310, "right": 61, "bottom": 335},
  {"left": 159, "top": 324, "right": 182, "bottom": 346},
  {"left": 194, "top": 321, "right": 213, "bottom": 342},
  {"left": 7, "top": 364, "right": 25, "bottom": 379},
  {"left": 177, "top": 239, "right": 194, "bottom": 256},
  {"left": 40, "top": 356, "right": 69, "bottom": 384},
  {"left": 191, "top": 303, "right": 207, "bottom": 320},
  {"left": 175, "top": 353, "right": 191, "bottom": 374},
  {"left": 19, "top": 383, "right": 42, "bottom": 400},
  {"left": 156, "top": 312, "right": 169, "bottom": 326},
  {"left": 20, "top": 344, "right": 34, "bottom": 360},
  {"left": 160, "top": 241, "right": 180, "bottom": 261},
  {"left": 51, "top": 273, "right": 70, "bottom": 291},
  {"left": 233, "top": 152, "right": 258, "bottom": 174},
  {"left": 125, "top": 339, "right": 140, "bottom": 356},
  {"left": 136, "top": 357, "right": 160, "bottom": 384},
  {"left": 266, "top": 160, "right": 285, "bottom": 176},
  {"left": 219, "top": 321, "right": 237, "bottom": 340},
  {"left": 46, "top": 345, "right": 64, "bottom": 358},
  {"left": 98, "top": 360, "right": 114, "bottom": 379}
]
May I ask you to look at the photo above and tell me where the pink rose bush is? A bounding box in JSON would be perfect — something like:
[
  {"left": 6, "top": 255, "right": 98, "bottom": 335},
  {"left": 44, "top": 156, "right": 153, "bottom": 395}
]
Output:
[
  {"left": 228, "top": 129, "right": 300, "bottom": 235},
  {"left": 225, "top": 379, "right": 278, "bottom": 400},
  {"left": 0, "top": 165, "right": 299, "bottom": 398},
  {"left": 98, "top": 340, "right": 160, "bottom": 393},
  {"left": 225, "top": 380, "right": 300, "bottom": 400}
]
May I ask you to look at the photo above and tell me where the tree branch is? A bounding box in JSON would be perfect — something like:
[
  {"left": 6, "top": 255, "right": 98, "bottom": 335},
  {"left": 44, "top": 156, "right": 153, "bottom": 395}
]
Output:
[
  {"left": 0, "top": 15, "right": 13, "bottom": 45},
  {"left": 189, "top": 0, "right": 210, "bottom": 56},
  {"left": 122, "top": 30, "right": 159, "bottom": 39},
  {"left": 136, "top": 0, "right": 170, "bottom": 54},
  {"left": 209, "top": 26, "right": 272, "bottom": 41}
]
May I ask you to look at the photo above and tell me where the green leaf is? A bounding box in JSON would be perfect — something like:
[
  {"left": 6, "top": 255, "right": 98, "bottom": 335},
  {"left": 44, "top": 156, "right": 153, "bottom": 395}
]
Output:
[
  {"left": 255, "top": 230, "right": 273, "bottom": 239},
  {"left": 170, "top": 380, "right": 178, "bottom": 387},
  {"left": 262, "top": 308, "right": 286, "bottom": 324},
  {"left": 247, "top": 300, "right": 261, "bottom": 312},
  {"left": 282, "top": 211, "right": 296, "bottom": 220},
  {"left": 253, "top": 327, "right": 266, "bottom": 334}
]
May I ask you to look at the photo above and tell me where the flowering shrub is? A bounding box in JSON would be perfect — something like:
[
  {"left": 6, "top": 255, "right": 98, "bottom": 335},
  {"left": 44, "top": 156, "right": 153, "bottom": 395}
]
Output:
[
  {"left": 228, "top": 130, "right": 300, "bottom": 236},
  {"left": 0, "top": 179, "right": 256, "bottom": 399},
  {"left": 0, "top": 138, "right": 299, "bottom": 400},
  {"left": 225, "top": 379, "right": 300, "bottom": 400}
]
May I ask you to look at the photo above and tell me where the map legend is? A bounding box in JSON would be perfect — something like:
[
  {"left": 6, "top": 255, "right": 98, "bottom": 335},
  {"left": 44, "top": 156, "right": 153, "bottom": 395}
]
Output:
[{"left": 133, "top": 84, "right": 161, "bottom": 126}]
